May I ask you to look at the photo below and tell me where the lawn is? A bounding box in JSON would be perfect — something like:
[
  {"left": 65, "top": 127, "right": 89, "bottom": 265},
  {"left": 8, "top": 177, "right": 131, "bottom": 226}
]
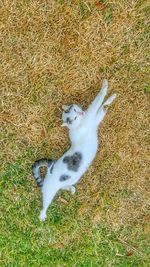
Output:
[{"left": 1, "top": 0, "right": 150, "bottom": 266}]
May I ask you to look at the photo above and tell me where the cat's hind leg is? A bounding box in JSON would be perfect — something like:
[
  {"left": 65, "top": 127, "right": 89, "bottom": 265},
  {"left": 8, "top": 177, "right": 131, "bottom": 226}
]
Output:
[
  {"left": 39, "top": 185, "right": 58, "bottom": 221},
  {"left": 96, "top": 94, "right": 117, "bottom": 125}
]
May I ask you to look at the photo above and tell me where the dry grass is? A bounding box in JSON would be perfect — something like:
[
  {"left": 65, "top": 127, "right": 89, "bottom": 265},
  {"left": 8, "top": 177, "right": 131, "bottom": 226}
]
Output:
[{"left": 1, "top": 0, "right": 150, "bottom": 264}]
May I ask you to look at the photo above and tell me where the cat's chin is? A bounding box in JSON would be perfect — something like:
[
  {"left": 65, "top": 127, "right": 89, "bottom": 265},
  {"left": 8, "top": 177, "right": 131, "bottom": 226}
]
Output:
[
  {"left": 61, "top": 120, "right": 83, "bottom": 129},
  {"left": 61, "top": 123, "right": 79, "bottom": 130},
  {"left": 61, "top": 122, "right": 68, "bottom": 127}
]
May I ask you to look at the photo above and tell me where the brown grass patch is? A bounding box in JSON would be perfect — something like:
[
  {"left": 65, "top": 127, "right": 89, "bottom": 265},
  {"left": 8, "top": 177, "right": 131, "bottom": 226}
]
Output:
[{"left": 1, "top": 0, "right": 150, "bottom": 228}]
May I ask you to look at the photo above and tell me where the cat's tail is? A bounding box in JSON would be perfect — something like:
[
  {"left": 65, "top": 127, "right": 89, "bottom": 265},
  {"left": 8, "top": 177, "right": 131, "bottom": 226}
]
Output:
[{"left": 32, "top": 159, "right": 54, "bottom": 188}]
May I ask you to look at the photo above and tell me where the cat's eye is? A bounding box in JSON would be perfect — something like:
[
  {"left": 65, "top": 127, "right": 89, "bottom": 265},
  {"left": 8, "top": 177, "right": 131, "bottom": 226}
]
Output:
[
  {"left": 74, "top": 116, "right": 77, "bottom": 120},
  {"left": 66, "top": 117, "right": 72, "bottom": 124},
  {"left": 74, "top": 109, "right": 76, "bottom": 112}
]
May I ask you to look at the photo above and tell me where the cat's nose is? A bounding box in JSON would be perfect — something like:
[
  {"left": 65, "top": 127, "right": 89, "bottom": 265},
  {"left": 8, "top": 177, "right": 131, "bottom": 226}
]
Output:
[{"left": 77, "top": 112, "right": 84, "bottom": 116}]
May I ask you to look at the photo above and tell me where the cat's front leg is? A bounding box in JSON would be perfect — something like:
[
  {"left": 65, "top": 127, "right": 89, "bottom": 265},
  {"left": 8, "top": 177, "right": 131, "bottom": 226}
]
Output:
[
  {"left": 96, "top": 94, "right": 117, "bottom": 125},
  {"left": 86, "top": 79, "right": 108, "bottom": 117}
]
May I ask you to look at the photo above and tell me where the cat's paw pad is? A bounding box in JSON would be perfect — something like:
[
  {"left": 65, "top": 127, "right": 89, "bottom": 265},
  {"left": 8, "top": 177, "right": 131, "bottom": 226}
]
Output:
[
  {"left": 39, "top": 210, "right": 47, "bottom": 222},
  {"left": 70, "top": 186, "right": 76, "bottom": 195}
]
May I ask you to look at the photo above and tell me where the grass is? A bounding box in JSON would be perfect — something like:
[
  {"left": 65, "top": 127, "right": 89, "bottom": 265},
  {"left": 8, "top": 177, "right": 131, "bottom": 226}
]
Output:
[
  {"left": 1, "top": 0, "right": 150, "bottom": 266},
  {"left": 1, "top": 158, "right": 150, "bottom": 266}
]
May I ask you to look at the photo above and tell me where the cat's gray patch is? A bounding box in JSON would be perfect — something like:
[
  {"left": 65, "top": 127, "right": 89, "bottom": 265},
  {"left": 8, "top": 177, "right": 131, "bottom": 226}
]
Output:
[
  {"left": 64, "top": 105, "right": 73, "bottom": 113},
  {"left": 49, "top": 160, "right": 56, "bottom": 174},
  {"left": 63, "top": 152, "right": 82, "bottom": 172},
  {"left": 32, "top": 158, "right": 50, "bottom": 168},
  {"left": 32, "top": 158, "right": 53, "bottom": 188},
  {"left": 35, "top": 177, "right": 43, "bottom": 187},
  {"left": 47, "top": 159, "right": 53, "bottom": 168},
  {"left": 59, "top": 174, "right": 71, "bottom": 182}
]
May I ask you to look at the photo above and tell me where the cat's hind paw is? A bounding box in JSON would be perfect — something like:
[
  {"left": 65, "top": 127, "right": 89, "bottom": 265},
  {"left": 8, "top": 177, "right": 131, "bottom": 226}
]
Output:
[
  {"left": 62, "top": 185, "right": 76, "bottom": 195},
  {"left": 39, "top": 210, "right": 47, "bottom": 222},
  {"left": 70, "top": 186, "right": 76, "bottom": 195}
]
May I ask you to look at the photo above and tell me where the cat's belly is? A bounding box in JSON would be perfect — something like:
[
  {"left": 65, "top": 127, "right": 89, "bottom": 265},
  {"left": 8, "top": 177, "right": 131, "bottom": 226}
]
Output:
[
  {"left": 70, "top": 142, "right": 98, "bottom": 184},
  {"left": 46, "top": 134, "right": 98, "bottom": 187}
]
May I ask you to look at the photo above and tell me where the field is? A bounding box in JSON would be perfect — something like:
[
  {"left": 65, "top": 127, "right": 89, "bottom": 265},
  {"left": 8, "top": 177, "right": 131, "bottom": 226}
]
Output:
[{"left": 1, "top": 0, "right": 150, "bottom": 266}]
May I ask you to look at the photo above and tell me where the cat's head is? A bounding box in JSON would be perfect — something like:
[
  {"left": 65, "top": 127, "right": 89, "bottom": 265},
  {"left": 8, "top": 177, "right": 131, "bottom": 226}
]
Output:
[{"left": 61, "top": 104, "right": 85, "bottom": 129}]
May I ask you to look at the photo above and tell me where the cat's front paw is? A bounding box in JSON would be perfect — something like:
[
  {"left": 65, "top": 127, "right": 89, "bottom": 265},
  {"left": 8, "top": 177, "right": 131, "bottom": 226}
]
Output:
[
  {"left": 110, "top": 93, "right": 117, "bottom": 102},
  {"left": 39, "top": 210, "right": 47, "bottom": 222},
  {"left": 102, "top": 79, "right": 108, "bottom": 89},
  {"left": 103, "top": 93, "right": 117, "bottom": 108},
  {"left": 101, "top": 79, "right": 108, "bottom": 96}
]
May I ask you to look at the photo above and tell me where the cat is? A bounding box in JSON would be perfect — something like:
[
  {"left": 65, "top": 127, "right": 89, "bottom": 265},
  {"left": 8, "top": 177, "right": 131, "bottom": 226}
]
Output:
[{"left": 32, "top": 79, "right": 116, "bottom": 221}]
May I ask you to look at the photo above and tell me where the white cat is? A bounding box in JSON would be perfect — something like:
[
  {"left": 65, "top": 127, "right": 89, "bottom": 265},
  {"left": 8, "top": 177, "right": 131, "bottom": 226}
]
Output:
[{"left": 32, "top": 80, "right": 116, "bottom": 221}]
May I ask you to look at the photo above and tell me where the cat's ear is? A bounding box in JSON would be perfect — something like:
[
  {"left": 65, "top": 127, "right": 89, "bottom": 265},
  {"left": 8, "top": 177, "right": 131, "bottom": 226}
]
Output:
[
  {"left": 62, "top": 105, "right": 70, "bottom": 111},
  {"left": 61, "top": 122, "right": 68, "bottom": 127}
]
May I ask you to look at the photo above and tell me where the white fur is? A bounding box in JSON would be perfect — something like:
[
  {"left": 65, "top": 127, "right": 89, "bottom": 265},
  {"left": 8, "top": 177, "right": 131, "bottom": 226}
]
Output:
[{"left": 39, "top": 80, "right": 116, "bottom": 221}]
